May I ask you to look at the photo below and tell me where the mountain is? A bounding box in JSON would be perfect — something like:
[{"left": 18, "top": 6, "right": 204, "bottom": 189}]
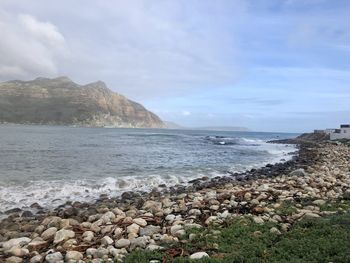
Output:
[{"left": 0, "top": 76, "right": 165, "bottom": 128}]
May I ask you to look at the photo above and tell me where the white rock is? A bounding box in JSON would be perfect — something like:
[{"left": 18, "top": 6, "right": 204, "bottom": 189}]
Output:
[
  {"left": 170, "top": 225, "right": 184, "bottom": 237},
  {"left": 189, "top": 233, "right": 197, "bottom": 241},
  {"left": 142, "top": 200, "right": 162, "bottom": 213},
  {"left": 270, "top": 227, "right": 281, "bottom": 235},
  {"left": 127, "top": 223, "right": 140, "bottom": 234},
  {"left": 140, "top": 225, "right": 161, "bottom": 236},
  {"left": 312, "top": 199, "right": 326, "bottom": 206},
  {"left": 8, "top": 246, "right": 29, "bottom": 257},
  {"left": 112, "top": 207, "right": 125, "bottom": 216},
  {"left": 93, "top": 247, "right": 109, "bottom": 258},
  {"left": 45, "top": 252, "right": 63, "bottom": 263},
  {"left": 205, "top": 191, "right": 217, "bottom": 199},
  {"left": 253, "top": 217, "right": 264, "bottom": 224},
  {"left": 41, "top": 227, "right": 58, "bottom": 240},
  {"left": 115, "top": 238, "right": 130, "bottom": 248},
  {"left": 257, "top": 184, "right": 270, "bottom": 192},
  {"left": 130, "top": 236, "right": 149, "bottom": 250},
  {"left": 65, "top": 251, "right": 83, "bottom": 261},
  {"left": 86, "top": 248, "right": 97, "bottom": 256},
  {"left": 101, "top": 225, "right": 114, "bottom": 235},
  {"left": 133, "top": 218, "right": 147, "bottom": 227},
  {"left": 53, "top": 229, "right": 75, "bottom": 244},
  {"left": 146, "top": 244, "right": 164, "bottom": 251},
  {"left": 205, "top": 216, "right": 218, "bottom": 225},
  {"left": 189, "top": 252, "right": 209, "bottom": 259},
  {"left": 2, "top": 237, "right": 31, "bottom": 250},
  {"left": 189, "top": 209, "right": 202, "bottom": 216},
  {"left": 209, "top": 205, "right": 220, "bottom": 211},
  {"left": 101, "top": 211, "right": 115, "bottom": 223},
  {"left": 82, "top": 231, "right": 94, "bottom": 242},
  {"left": 5, "top": 256, "right": 23, "bottom": 263},
  {"left": 30, "top": 255, "right": 43, "bottom": 263},
  {"left": 303, "top": 212, "right": 321, "bottom": 219},
  {"left": 165, "top": 214, "right": 176, "bottom": 222},
  {"left": 101, "top": 236, "right": 114, "bottom": 246}
]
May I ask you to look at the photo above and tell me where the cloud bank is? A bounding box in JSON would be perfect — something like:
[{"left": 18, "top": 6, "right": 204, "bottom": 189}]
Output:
[{"left": 0, "top": 11, "right": 67, "bottom": 79}]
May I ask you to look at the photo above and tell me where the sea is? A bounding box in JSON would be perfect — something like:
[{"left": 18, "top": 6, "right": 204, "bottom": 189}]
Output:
[{"left": 0, "top": 124, "right": 298, "bottom": 214}]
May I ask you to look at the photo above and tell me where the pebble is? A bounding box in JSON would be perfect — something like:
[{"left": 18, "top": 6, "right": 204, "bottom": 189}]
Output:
[
  {"left": 253, "top": 217, "right": 265, "bottom": 224},
  {"left": 127, "top": 223, "right": 140, "bottom": 235},
  {"left": 5, "top": 256, "right": 23, "bottom": 263},
  {"left": 133, "top": 218, "right": 147, "bottom": 227},
  {"left": 115, "top": 238, "right": 131, "bottom": 248},
  {"left": 140, "top": 225, "right": 161, "bottom": 236},
  {"left": 29, "top": 255, "right": 43, "bottom": 263},
  {"left": 65, "top": 251, "right": 83, "bottom": 261},
  {"left": 270, "top": 227, "right": 281, "bottom": 235},
  {"left": 130, "top": 236, "right": 149, "bottom": 250},
  {"left": 189, "top": 252, "right": 210, "bottom": 259},
  {"left": 53, "top": 229, "right": 75, "bottom": 244},
  {"left": 41, "top": 227, "right": 57, "bottom": 240},
  {"left": 101, "top": 236, "right": 114, "bottom": 245},
  {"left": 8, "top": 246, "right": 29, "bottom": 257},
  {"left": 313, "top": 199, "right": 326, "bottom": 206},
  {"left": 45, "top": 252, "right": 63, "bottom": 263},
  {"left": 146, "top": 244, "right": 164, "bottom": 251},
  {"left": 170, "top": 225, "right": 185, "bottom": 237},
  {"left": 303, "top": 212, "right": 321, "bottom": 219},
  {"left": 2, "top": 237, "right": 31, "bottom": 250},
  {"left": 82, "top": 231, "right": 94, "bottom": 242}
]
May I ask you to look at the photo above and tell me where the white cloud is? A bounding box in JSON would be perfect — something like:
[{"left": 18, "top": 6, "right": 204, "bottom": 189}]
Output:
[
  {"left": 0, "top": 10, "right": 67, "bottom": 80},
  {"left": 18, "top": 14, "right": 65, "bottom": 49},
  {"left": 0, "top": 0, "right": 244, "bottom": 99}
]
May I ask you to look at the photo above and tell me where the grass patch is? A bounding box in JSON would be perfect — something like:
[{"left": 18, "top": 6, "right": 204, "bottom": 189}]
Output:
[
  {"left": 319, "top": 199, "right": 350, "bottom": 212},
  {"left": 275, "top": 201, "right": 298, "bottom": 216},
  {"left": 124, "top": 212, "right": 350, "bottom": 263}
]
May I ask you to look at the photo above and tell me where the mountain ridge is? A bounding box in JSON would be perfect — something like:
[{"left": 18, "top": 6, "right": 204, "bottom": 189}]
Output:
[{"left": 0, "top": 76, "right": 165, "bottom": 128}]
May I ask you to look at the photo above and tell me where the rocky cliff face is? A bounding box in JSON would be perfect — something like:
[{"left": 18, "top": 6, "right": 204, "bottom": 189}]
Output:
[{"left": 0, "top": 77, "right": 165, "bottom": 128}]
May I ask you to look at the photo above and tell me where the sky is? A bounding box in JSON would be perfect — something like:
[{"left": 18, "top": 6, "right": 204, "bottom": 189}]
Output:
[{"left": 0, "top": 0, "right": 349, "bottom": 132}]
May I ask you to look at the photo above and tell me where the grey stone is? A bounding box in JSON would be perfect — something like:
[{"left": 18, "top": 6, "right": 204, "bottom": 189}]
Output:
[
  {"left": 45, "top": 252, "right": 63, "bottom": 263},
  {"left": 189, "top": 252, "right": 209, "bottom": 259},
  {"left": 65, "top": 251, "right": 83, "bottom": 261},
  {"left": 53, "top": 229, "right": 75, "bottom": 244},
  {"left": 2, "top": 237, "right": 31, "bottom": 250},
  {"left": 115, "top": 238, "right": 130, "bottom": 248},
  {"left": 140, "top": 225, "right": 161, "bottom": 236}
]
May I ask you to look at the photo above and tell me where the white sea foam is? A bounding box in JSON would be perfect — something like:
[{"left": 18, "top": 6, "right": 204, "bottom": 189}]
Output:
[{"left": 0, "top": 134, "right": 297, "bottom": 215}]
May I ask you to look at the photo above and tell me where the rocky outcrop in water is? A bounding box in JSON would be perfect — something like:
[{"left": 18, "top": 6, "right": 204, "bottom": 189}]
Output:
[
  {"left": 269, "top": 132, "right": 330, "bottom": 145},
  {"left": 0, "top": 77, "right": 165, "bottom": 128}
]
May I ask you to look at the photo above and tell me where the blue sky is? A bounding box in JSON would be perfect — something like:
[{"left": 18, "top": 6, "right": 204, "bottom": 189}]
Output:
[{"left": 0, "top": 0, "right": 349, "bottom": 132}]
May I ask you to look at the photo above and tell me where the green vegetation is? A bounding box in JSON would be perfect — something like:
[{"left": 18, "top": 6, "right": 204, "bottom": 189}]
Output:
[
  {"left": 318, "top": 199, "right": 350, "bottom": 211},
  {"left": 274, "top": 201, "right": 298, "bottom": 216},
  {"left": 124, "top": 210, "right": 350, "bottom": 263}
]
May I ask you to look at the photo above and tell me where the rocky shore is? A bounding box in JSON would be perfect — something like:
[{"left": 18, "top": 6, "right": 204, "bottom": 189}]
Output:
[{"left": 1, "top": 141, "right": 349, "bottom": 262}]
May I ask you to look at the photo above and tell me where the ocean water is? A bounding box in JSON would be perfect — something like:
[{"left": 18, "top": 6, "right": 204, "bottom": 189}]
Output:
[{"left": 0, "top": 125, "right": 298, "bottom": 213}]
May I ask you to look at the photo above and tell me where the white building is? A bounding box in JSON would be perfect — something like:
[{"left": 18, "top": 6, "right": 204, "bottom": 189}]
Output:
[{"left": 330, "top": 124, "right": 350, "bottom": 140}]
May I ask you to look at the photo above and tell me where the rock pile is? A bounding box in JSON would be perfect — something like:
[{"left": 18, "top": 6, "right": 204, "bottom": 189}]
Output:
[{"left": 0, "top": 143, "right": 349, "bottom": 262}]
